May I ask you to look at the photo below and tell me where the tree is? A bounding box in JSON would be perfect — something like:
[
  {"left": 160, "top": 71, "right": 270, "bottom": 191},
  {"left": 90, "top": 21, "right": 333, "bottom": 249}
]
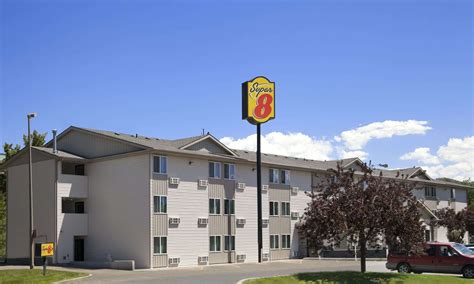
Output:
[
  {"left": 298, "top": 164, "right": 426, "bottom": 273},
  {"left": 434, "top": 207, "right": 470, "bottom": 243},
  {"left": 2, "top": 130, "right": 47, "bottom": 162}
]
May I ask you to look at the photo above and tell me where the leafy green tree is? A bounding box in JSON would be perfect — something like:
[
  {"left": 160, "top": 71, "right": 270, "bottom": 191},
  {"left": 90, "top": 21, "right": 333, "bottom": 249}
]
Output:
[
  {"left": 23, "top": 130, "right": 47, "bottom": 147},
  {"left": 3, "top": 143, "right": 21, "bottom": 161}
]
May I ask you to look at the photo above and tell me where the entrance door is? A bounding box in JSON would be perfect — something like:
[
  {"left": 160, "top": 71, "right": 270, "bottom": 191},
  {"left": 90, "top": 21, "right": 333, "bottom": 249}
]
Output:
[{"left": 74, "top": 237, "right": 85, "bottom": 261}]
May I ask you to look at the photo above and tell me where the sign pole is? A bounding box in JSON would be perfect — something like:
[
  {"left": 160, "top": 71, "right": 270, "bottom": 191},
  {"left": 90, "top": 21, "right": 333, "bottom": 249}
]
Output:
[
  {"left": 256, "top": 123, "right": 263, "bottom": 263},
  {"left": 43, "top": 256, "right": 47, "bottom": 276}
]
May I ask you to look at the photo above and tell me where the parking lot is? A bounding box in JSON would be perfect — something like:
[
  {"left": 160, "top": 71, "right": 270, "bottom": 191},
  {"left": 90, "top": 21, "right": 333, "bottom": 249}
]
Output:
[{"left": 56, "top": 259, "right": 389, "bottom": 284}]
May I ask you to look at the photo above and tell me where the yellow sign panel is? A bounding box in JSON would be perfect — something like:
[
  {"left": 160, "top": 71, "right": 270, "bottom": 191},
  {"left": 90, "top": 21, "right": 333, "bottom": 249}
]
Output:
[
  {"left": 41, "top": 243, "right": 54, "bottom": 257},
  {"left": 242, "top": 76, "right": 275, "bottom": 124}
]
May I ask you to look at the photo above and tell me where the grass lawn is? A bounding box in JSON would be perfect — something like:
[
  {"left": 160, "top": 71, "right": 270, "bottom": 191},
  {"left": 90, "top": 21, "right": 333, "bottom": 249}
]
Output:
[
  {"left": 0, "top": 269, "right": 87, "bottom": 283},
  {"left": 244, "top": 271, "right": 472, "bottom": 284}
]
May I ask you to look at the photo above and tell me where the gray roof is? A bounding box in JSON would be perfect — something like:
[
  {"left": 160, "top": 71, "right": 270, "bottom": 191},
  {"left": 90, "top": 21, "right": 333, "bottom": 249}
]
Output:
[{"left": 373, "top": 167, "right": 422, "bottom": 179}]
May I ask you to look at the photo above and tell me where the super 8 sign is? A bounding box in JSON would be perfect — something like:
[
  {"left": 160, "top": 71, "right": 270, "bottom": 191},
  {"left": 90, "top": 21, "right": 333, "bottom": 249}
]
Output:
[
  {"left": 41, "top": 243, "right": 54, "bottom": 257},
  {"left": 242, "top": 76, "right": 275, "bottom": 125}
]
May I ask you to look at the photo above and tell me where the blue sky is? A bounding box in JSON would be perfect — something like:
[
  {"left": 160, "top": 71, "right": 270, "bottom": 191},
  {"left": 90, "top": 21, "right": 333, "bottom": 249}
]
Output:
[{"left": 1, "top": 0, "right": 472, "bottom": 179}]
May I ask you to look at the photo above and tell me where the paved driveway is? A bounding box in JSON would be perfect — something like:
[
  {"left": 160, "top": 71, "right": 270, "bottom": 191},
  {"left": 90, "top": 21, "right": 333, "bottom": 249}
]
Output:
[{"left": 60, "top": 260, "right": 388, "bottom": 284}]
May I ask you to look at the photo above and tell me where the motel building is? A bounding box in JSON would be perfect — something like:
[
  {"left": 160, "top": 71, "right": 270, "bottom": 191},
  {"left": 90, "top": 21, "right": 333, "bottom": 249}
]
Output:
[{"left": 1, "top": 126, "right": 470, "bottom": 269}]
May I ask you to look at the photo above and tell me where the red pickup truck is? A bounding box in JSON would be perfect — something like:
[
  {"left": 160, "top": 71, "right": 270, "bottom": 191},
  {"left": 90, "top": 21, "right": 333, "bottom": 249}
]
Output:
[{"left": 386, "top": 242, "right": 474, "bottom": 278}]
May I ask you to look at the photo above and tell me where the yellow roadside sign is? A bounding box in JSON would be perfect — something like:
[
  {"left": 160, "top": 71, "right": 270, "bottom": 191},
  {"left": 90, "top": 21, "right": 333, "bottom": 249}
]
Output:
[
  {"left": 242, "top": 76, "right": 275, "bottom": 125},
  {"left": 41, "top": 243, "right": 54, "bottom": 257}
]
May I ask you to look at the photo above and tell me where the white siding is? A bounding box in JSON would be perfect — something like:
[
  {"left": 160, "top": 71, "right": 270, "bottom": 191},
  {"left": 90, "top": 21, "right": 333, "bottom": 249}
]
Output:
[
  {"left": 235, "top": 164, "right": 258, "bottom": 263},
  {"left": 167, "top": 156, "right": 209, "bottom": 267},
  {"left": 289, "top": 170, "right": 312, "bottom": 257}
]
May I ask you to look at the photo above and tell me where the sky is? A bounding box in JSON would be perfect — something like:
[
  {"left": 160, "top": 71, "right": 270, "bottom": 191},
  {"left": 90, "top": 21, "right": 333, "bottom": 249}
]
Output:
[{"left": 1, "top": 0, "right": 473, "bottom": 180}]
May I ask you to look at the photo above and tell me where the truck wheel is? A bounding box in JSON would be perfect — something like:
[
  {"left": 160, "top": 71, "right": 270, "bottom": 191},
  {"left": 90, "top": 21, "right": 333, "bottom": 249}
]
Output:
[
  {"left": 397, "top": 263, "right": 411, "bottom": 273},
  {"left": 463, "top": 265, "right": 474, "bottom": 279}
]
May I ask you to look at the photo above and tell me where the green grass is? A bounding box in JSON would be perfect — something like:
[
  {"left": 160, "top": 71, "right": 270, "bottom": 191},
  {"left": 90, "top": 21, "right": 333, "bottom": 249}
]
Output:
[
  {"left": 244, "top": 271, "right": 472, "bottom": 284},
  {"left": 0, "top": 269, "right": 87, "bottom": 284}
]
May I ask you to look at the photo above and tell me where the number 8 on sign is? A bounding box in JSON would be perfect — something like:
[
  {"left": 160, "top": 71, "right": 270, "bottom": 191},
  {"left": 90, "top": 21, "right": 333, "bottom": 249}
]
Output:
[{"left": 254, "top": 94, "right": 273, "bottom": 120}]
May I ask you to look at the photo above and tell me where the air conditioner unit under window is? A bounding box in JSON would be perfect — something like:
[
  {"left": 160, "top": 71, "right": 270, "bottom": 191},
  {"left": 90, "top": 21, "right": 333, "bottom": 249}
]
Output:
[
  {"left": 262, "top": 218, "right": 269, "bottom": 226},
  {"left": 237, "top": 254, "right": 246, "bottom": 261},
  {"left": 198, "top": 256, "right": 208, "bottom": 264},
  {"left": 169, "top": 257, "right": 180, "bottom": 265},
  {"left": 169, "top": 177, "right": 180, "bottom": 185},
  {"left": 236, "top": 182, "right": 246, "bottom": 190},
  {"left": 169, "top": 217, "right": 180, "bottom": 225},
  {"left": 198, "top": 218, "right": 209, "bottom": 225},
  {"left": 291, "top": 212, "right": 299, "bottom": 219},
  {"left": 291, "top": 187, "right": 299, "bottom": 195},
  {"left": 236, "top": 218, "right": 246, "bottom": 225},
  {"left": 198, "top": 179, "right": 208, "bottom": 187},
  {"left": 262, "top": 184, "right": 269, "bottom": 192},
  {"left": 262, "top": 253, "right": 270, "bottom": 261}
]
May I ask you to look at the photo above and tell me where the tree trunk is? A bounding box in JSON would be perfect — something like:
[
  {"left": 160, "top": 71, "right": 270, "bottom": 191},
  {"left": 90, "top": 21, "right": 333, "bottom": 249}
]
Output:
[{"left": 359, "top": 235, "right": 367, "bottom": 273}]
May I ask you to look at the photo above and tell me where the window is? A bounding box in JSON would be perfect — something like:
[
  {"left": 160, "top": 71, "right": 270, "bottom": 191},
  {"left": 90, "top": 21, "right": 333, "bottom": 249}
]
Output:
[
  {"left": 153, "top": 237, "right": 167, "bottom": 254},
  {"left": 153, "top": 196, "right": 167, "bottom": 213},
  {"left": 424, "top": 186, "right": 436, "bottom": 197},
  {"left": 153, "top": 156, "right": 167, "bottom": 174},
  {"left": 281, "top": 202, "right": 290, "bottom": 216},
  {"left": 269, "top": 169, "right": 279, "bottom": 183},
  {"left": 450, "top": 188, "right": 456, "bottom": 199},
  {"left": 75, "top": 201, "right": 85, "bottom": 214},
  {"left": 224, "top": 163, "right": 236, "bottom": 180},
  {"left": 425, "top": 230, "right": 431, "bottom": 242},
  {"left": 269, "top": 201, "right": 279, "bottom": 216},
  {"left": 34, "top": 243, "right": 42, "bottom": 257},
  {"left": 270, "top": 235, "right": 279, "bottom": 249},
  {"left": 224, "top": 199, "right": 235, "bottom": 215},
  {"left": 209, "top": 162, "right": 221, "bottom": 178},
  {"left": 425, "top": 246, "right": 436, "bottom": 256},
  {"left": 439, "top": 245, "right": 457, "bottom": 257},
  {"left": 210, "top": 236, "right": 221, "bottom": 252},
  {"left": 209, "top": 199, "right": 221, "bottom": 214},
  {"left": 281, "top": 235, "right": 291, "bottom": 249},
  {"left": 224, "top": 235, "right": 235, "bottom": 251},
  {"left": 281, "top": 170, "right": 290, "bottom": 184}
]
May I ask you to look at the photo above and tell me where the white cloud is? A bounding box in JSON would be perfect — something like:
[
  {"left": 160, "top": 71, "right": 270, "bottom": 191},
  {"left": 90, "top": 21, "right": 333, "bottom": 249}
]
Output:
[
  {"left": 335, "top": 120, "right": 432, "bottom": 150},
  {"left": 400, "top": 136, "right": 474, "bottom": 180},
  {"left": 400, "top": 147, "right": 440, "bottom": 165},
  {"left": 337, "top": 148, "right": 369, "bottom": 160},
  {"left": 220, "top": 132, "right": 333, "bottom": 161}
]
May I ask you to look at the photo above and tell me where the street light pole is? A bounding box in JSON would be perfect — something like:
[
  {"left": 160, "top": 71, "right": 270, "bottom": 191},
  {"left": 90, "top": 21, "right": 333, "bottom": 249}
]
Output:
[{"left": 27, "top": 113, "right": 36, "bottom": 269}]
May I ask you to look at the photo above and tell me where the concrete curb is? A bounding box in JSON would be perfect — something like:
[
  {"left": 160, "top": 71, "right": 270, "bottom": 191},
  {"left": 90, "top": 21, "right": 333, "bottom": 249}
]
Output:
[{"left": 54, "top": 273, "right": 92, "bottom": 283}]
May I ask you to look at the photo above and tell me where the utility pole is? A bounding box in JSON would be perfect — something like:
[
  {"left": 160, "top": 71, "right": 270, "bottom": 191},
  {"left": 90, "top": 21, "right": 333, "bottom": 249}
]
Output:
[{"left": 27, "top": 112, "right": 37, "bottom": 269}]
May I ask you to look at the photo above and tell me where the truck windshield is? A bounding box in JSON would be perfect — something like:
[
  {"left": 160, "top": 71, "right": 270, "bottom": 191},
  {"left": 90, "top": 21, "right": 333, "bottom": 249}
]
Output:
[{"left": 453, "top": 243, "right": 474, "bottom": 255}]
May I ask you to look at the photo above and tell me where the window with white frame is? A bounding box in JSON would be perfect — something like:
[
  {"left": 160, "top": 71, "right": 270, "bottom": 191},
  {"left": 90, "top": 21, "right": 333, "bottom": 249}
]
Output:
[
  {"left": 153, "top": 196, "right": 167, "bottom": 213},
  {"left": 270, "top": 235, "right": 279, "bottom": 249},
  {"left": 280, "top": 170, "right": 290, "bottom": 184},
  {"left": 153, "top": 236, "right": 167, "bottom": 254},
  {"left": 209, "top": 162, "right": 221, "bottom": 178},
  {"left": 270, "top": 201, "right": 279, "bottom": 216},
  {"left": 224, "top": 235, "right": 235, "bottom": 251},
  {"left": 224, "top": 163, "right": 236, "bottom": 180},
  {"left": 209, "top": 198, "right": 221, "bottom": 214},
  {"left": 281, "top": 235, "right": 291, "bottom": 249},
  {"left": 153, "top": 156, "right": 167, "bottom": 174},
  {"left": 424, "top": 186, "right": 436, "bottom": 197},
  {"left": 224, "top": 199, "right": 235, "bottom": 215},
  {"left": 210, "top": 236, "right": 221, "bottom": 252},
  {"left": 281, "top": 202, "right": 290, "bottom": 216},
  {"left": 269, "top": 169, "right": 279, "bottom": 183}
]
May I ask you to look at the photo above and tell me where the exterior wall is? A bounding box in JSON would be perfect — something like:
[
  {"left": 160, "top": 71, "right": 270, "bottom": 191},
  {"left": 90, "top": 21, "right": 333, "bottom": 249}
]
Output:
[
  {"left": 7, "top": 159, "right": 56, "bottom": 262},
  {"left": 235, "top": 164, "right": 258, "bottom": 263},
  {"left": 57, "top": 130, "right": 142, "bottom": 159},
  {"left": 166, "top": 156, "right": 209, "bottom": 267},
  {"left": 86, "top": 154, "right": 150, "bottom": 268},
  {"left": 289, "top": 170, "right": 312, "bottom": 258},
  {"left": 56, "top": 163, "right": 89, "bottom": 263}
]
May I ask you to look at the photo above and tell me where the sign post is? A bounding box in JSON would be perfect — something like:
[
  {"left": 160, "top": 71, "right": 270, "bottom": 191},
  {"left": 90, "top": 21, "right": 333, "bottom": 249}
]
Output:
[
  {"left": 40, "top": 242, "right": 54, "bottom": 276},
  {"left": 242, "top": 76, "right": 275, "bottom": 263}
]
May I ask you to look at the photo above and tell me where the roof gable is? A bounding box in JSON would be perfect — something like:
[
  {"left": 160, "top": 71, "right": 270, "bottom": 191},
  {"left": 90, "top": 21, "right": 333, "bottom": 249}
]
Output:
[
  {"left": 180, "top": 135, "right": 238, "bottom": 157},
  {"left": 50, "top": 127, "right": 147, "bottom": 159}
]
